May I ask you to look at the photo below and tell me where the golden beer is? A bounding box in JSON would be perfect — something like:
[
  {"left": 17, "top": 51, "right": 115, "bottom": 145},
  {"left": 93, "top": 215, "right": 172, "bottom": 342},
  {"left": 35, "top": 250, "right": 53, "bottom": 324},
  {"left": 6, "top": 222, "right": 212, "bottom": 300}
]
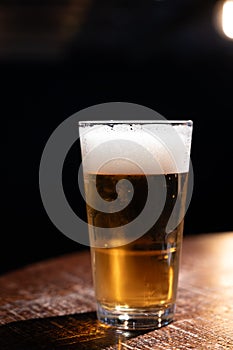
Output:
[{"left": 84, "top": 172, "right": 188, "bottom": 327}]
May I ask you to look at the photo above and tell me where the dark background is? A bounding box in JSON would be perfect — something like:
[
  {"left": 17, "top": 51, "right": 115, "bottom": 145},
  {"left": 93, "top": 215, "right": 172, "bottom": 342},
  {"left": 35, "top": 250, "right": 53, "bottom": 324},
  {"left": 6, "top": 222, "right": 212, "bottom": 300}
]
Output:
[{"left": 2, "top": 0, "right": 233, "bottom": 274}]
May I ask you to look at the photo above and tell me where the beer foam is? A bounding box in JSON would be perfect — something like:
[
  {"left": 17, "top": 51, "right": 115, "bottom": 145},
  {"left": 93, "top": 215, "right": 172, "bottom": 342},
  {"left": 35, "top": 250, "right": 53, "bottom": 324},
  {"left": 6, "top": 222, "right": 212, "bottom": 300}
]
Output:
[{"left": 79, "top": 122, "right": 192, "bottom": 174}]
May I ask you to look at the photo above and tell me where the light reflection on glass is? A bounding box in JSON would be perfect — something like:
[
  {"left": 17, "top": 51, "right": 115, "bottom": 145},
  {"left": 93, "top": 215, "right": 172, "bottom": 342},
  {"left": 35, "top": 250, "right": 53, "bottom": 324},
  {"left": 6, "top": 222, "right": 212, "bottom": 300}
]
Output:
[{"left": 217, "top": 237, "right": 233, "bottom": 287}]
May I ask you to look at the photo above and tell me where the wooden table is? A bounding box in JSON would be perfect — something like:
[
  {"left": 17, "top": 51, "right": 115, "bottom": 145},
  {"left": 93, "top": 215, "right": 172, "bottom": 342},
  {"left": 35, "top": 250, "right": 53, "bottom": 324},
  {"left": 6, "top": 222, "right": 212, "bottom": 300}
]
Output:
[{"left": 1, "top": 232, "right": 233, "bottom": 349}]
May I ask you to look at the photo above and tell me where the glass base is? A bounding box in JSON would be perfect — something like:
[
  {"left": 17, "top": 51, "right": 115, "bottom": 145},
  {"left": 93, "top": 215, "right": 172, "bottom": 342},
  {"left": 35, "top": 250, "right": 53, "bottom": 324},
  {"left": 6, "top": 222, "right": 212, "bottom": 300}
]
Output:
[{"left": 97, "top": 302, "right": 175, "bottom": 330}]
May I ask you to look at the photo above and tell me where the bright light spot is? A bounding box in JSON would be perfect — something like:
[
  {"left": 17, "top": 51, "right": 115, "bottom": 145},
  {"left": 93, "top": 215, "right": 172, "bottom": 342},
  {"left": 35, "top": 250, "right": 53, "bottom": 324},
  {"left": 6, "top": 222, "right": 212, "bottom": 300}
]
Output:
[
  {"left": 115, "top": 304, "right": 129, "bottom": 311},
  {"left": 222, "top": 0, "right": 233, "bottom": 39},
  {"left": 158, "top": 310, "right": 163, "bottom": 317},
  {"left": 119, "top": 314, "right": 130, "bottom": 321}
]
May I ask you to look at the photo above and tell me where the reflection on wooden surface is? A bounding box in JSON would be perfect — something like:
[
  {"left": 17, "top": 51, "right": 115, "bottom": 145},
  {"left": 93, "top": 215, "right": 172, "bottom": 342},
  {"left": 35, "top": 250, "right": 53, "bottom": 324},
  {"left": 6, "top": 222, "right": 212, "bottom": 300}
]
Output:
[{"left": 0, "top": 311, "right": 147, "bottom": 350}]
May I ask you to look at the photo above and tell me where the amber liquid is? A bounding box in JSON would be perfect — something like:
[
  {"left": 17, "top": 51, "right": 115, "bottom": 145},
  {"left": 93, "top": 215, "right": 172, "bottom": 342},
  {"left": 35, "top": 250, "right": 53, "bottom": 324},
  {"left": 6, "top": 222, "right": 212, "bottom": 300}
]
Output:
[
  {"left": 92, "top": 245, "right": 180, "bottom": 309},
  {"left": 84, "top": 173, "right": 188, "bottom": 311}
]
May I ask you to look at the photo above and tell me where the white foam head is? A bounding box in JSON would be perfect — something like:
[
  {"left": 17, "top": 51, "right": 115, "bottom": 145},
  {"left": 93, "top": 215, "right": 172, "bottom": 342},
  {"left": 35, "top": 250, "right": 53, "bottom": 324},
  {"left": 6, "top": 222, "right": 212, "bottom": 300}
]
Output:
[{"left": 79, "top": 121, "right": 192, "bottom": 174}]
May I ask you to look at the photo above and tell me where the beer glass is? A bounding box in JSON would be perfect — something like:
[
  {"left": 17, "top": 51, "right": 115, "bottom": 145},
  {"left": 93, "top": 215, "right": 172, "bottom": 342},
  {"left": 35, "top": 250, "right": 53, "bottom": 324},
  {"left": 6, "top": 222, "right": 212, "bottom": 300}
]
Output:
[{"left": 79, "top": 120, "right": 193, "bottom": 330}]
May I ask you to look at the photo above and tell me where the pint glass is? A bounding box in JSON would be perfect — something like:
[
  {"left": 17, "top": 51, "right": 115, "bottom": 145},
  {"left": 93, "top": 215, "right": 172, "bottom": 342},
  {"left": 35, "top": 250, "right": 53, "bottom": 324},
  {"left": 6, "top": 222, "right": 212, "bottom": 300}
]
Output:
[{"left": 79, "top": 120, "right": 193, "bottom": 330}]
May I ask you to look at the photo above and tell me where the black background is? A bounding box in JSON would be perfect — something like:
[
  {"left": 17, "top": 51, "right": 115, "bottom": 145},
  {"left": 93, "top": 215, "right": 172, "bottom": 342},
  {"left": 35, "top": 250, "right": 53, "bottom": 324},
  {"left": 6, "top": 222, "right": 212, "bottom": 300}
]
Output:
[{"left": 2, "top": 0, "right": 233, "bottom": 274}]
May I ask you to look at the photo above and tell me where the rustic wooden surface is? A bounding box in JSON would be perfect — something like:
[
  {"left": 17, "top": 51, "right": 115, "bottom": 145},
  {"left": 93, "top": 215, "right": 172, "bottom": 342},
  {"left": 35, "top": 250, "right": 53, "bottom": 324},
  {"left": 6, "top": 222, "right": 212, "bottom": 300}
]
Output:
[{"left": 0, "top": 232, "right": 233, "bottom": 349}]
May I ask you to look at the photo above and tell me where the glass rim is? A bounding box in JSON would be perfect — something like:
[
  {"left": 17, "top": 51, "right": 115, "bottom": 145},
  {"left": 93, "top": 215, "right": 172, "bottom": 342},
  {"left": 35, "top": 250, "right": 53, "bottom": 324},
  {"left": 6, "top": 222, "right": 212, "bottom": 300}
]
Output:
[{"left": 78, "top": 120, "right": 193, "bottom": 127}]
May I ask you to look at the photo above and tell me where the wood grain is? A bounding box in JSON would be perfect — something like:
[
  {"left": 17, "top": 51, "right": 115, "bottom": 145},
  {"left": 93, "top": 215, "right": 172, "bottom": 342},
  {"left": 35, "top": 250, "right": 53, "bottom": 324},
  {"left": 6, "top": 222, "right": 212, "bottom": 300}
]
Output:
[{"left": 0, "top": 232, "right": 233, "bottom": 349}]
